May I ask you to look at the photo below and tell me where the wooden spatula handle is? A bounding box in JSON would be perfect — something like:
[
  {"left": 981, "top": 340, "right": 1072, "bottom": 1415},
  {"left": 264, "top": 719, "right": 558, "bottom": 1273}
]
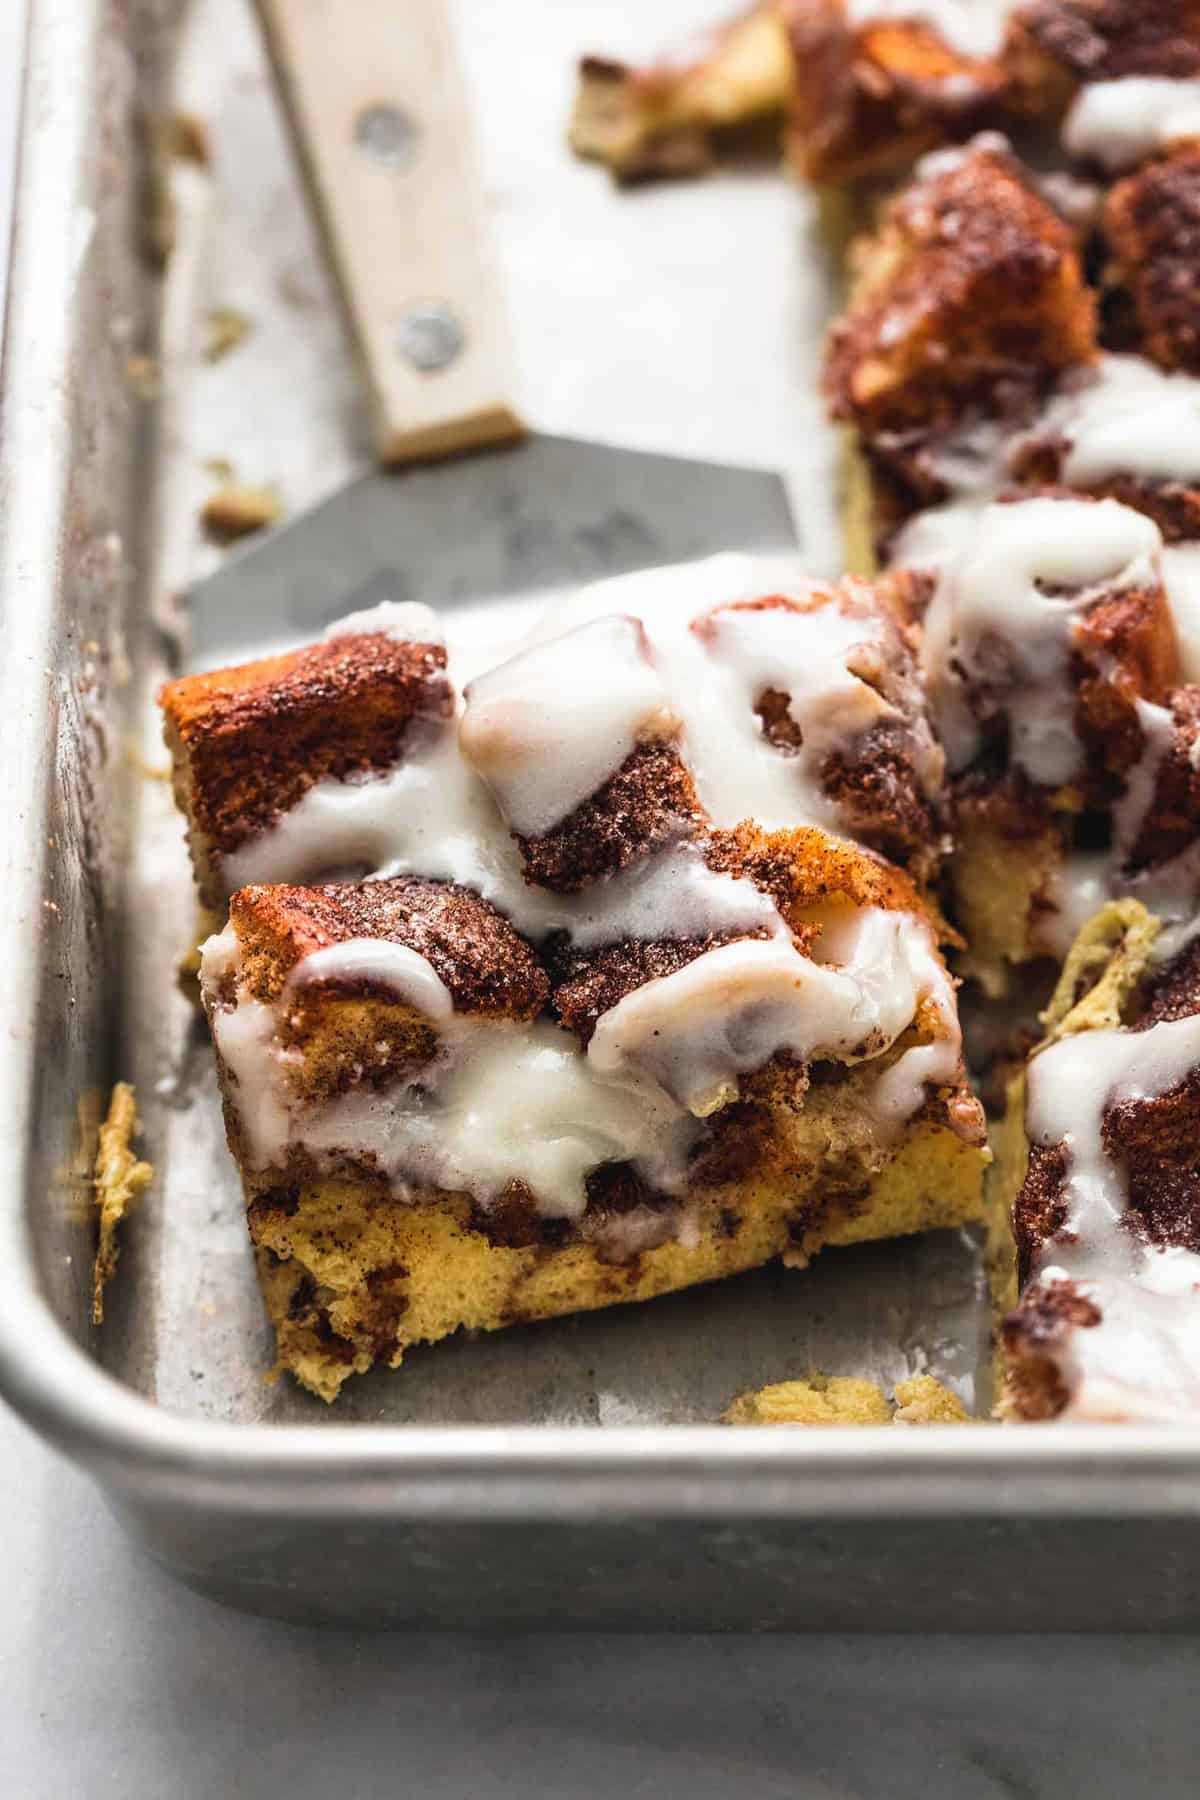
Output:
[{"left": 255, "top": 0, "right": 524, "bottom": 464}]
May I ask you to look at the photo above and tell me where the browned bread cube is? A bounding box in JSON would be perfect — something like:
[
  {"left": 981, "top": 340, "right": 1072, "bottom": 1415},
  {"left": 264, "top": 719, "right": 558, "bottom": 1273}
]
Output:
[
  {"left": 1104, "top": 147, "right": 1200, "bottom": 374},
  {"left": 824, "top": 137, "right": 1098, "bottom": 524},
  {"left": 160, "top": 628, "right": 451, "bottom": 907},
  {"left": 784, "top": 0, "right": 1013, "bottom": 187},
  {"left": 1009, "top": 0, "right": 1200, "bottom": 89}
]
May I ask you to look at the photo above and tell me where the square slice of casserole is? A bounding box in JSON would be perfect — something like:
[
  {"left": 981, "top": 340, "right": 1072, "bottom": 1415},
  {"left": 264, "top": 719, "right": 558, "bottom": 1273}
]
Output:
[{"left": 164, "top": 560, "right": 988, "bottom": 1399}]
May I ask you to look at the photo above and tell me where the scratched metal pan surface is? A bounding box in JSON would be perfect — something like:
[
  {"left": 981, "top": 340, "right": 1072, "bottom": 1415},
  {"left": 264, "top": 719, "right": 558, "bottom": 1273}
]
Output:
[{"left": 4, "top": 0, "right": 1200, "bottom": 1632}]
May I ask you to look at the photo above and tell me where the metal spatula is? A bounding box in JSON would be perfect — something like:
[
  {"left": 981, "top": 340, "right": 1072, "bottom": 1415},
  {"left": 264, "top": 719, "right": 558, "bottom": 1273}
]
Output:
[{"left": 187, "top": 0, "right": 798, "bottom": 668}]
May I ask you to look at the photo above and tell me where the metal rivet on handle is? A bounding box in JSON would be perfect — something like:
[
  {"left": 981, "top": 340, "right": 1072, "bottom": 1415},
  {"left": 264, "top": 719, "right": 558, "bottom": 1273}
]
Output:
[
  {"left": 396, "top": 303, "right": 465, "bottom": 373},
  {"left": 354, "top": 103, "right": 419, "bottom": 167}
]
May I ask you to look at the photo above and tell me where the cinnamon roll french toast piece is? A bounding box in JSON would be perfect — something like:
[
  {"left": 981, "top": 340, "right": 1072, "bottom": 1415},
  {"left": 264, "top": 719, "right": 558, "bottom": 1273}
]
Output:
[
  {"left": 917, "top": 492, "right": 1200, "bottom": 991},
  {"left": 823, "top": 134, "right": 1099, "bottom": 558},
  {"left": 160, "top": 604, "right": 451, "bottom": 910},
  {"left": 164, "top": 557, "right": 987, "bottom": 1400},
  {"left": 783, "top": 0, "right": 1016, "bottom": 190},
  {"left": 999, "top": 900, "right": 1200, "bottom": 1421},
  {"left": 817, "top": 14, "right": 1200, "bottom": 568}
]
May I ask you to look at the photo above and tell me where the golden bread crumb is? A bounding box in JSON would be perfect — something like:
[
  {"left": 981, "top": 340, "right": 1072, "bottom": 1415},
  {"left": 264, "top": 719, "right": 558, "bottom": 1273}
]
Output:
[
  {"left": 201, "top": 484, "right": 282, "bottom": 541},
  {"left": 724, "top": 1375, "right": 894, "bottom": 1425},
  {"left": 204, "top": 308, "right": 252, "bottom": 363},
  {"left": 91, "top": 1083, "right": 153, "bottom": 1326},
  {"left": 892, "top": 1374, "right": 969, "bottom": 1424},
  {"left": 724, "top": 1371, "right": 969, "bottom": 1425}
]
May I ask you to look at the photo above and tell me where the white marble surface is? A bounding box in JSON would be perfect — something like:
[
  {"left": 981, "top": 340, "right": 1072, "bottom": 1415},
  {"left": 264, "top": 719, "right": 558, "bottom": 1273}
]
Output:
[
  {"left": 3, "top": 1401, "right": 1200, "bottom": 1798},
  {"left": 2, "top": 5, "right": 1200, "bottom": 1791}
]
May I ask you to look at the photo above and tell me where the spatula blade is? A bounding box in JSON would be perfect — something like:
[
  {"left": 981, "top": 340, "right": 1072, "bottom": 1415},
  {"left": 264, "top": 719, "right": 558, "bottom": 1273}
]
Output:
[{"left": 185, "top": 434, "right": 799, "bottom": 668}]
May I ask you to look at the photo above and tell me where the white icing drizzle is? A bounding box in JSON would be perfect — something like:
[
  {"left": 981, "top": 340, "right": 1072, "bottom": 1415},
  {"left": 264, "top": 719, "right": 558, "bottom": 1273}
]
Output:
[
  {"left": 1024, "top": 1013, "right": 1200, "bottom": 1420},
  {"left": 221, "top": 720, "right": 567, "bottom": 936},
  {"left": 207, "top": 992, "right": 295, "bottom": 1171},
  {"left": 284, "top": 939, "right": 454, "bottom": 1019},
  {"left": 1032, "top": 355, "right": 1200, "bottom": 488},
  {"left": 588, "top": 905, "right": 958, "bottom": 1122},
  {"left": 523, "top": 556, "right": 906, "bottom": 836},
  {"left": 922, "top": 415, "right": 1015, "bottom": 502},
  {"left": 224, "top": 552, "right": 915, "bottom": 907},
  {"left": 907, "top": 490, "right": 1200, "bottom": 963},
  {"left": 226, "top": 769, "right": 780, "bottom": 951},
  {"left": 459, "top": 614, "right": 680, "bottom": 837},
  {"left": 845, "top": 0, "right": 1006, "bottom": 60},
  {"left": 557, "top": 842, "right": 781, "bottom": 950},
  {"left": 290, "top": 1023, "right": 699, "bottom": 1223},
  {"left": 891, "top": 496, "right": 986, "bottom": 576},
  {"left": 920, "top": 495, "right": 1163, "bottom": 785},
  {"left": 693, "top": 594, "right": 901, "bottom": 821},
  {"left": 204, "top": 940, "right": 697, "bottom": 1221},
  {"left": 324, "top": 599, "right": 444, "bottom": 644},
  {"left": 1063, "top": 77, "right": 1200, "bottom": 174},
  {"left": 894, "top": 358, "right": 1200, "bottom": 595}
]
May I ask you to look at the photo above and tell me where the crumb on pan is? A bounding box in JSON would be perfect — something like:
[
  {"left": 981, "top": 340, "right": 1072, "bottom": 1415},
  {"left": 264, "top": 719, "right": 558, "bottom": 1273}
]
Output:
[
  {"left": 722, "top": 1370, "right": 969, "bottom": 1424},
  {"left": 166, "top": 109, "right": 211, "bottom": 167},
  {"left": 200, "top": 484, "right": 282, "bottom": 542},
  {"left": 203, "top": 308, "right": 252, "bottom": 363},
  {"left": 125, "top": 354, "right": 161, "bottom": 401},
  {"left": 91, "top": 1083, "right": 153, "bottom": 1326},
  {"left": 724, "top": 1374, "right": 893, "bottom": 1424}
]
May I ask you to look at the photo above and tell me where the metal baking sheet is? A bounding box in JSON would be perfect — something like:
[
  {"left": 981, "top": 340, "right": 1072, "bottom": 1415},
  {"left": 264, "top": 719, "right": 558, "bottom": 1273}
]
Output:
[{"left": 4, "top": 0, "right": 1200, "bottom": 1632}]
